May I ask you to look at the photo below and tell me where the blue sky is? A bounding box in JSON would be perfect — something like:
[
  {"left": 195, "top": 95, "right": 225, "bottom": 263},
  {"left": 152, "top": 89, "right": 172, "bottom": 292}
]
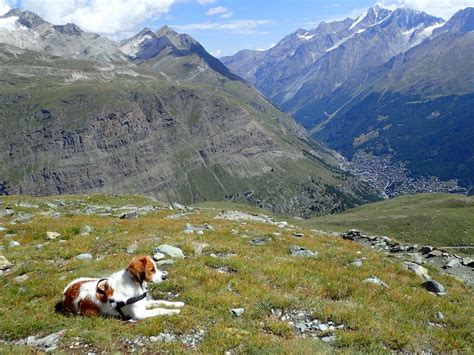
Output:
[{"left": 1, "top": 0, "right": 472, "bottom": 57}]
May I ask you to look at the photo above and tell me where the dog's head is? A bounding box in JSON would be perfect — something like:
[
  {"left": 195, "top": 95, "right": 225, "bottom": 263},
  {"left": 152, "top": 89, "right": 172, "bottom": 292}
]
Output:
[{"left": 127, "top": 255, "right": 168, "bottom": 284}]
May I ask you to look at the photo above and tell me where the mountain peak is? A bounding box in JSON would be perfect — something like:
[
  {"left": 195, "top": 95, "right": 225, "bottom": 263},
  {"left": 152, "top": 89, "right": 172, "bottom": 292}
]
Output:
[
  {"left": 436, "top": 7, "right": 474, "bottom": 34},
  {"left": 1, "top": 8, "right": 48, "bottom": 29}
]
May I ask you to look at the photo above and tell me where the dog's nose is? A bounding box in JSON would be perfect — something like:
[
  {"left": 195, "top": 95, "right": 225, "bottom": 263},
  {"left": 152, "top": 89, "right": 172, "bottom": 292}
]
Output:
[{"left": 161, "top": 272, "right": 168, "bottom": 280}]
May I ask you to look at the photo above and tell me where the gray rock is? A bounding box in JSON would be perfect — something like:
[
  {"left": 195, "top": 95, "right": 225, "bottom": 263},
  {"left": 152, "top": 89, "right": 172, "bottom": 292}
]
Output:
[
  {"left": 153, "top": 252, "right": 166, "bottom": 261},
  {"left": 172, "top": 202, "right": 187, "bottom": 211},
  {"left": 155, "top": 244, "right": 184, "bottom": 259},
  {"left": 363, "top": 275, "right": 389, "bottom": 288},
  {"left": 80, "top": 225, "right": 93, "bottom": 235},
  {"left": 15, "top": 274, "right": 29, "bottom": 282},
  {"left": 293, "top": 233, "right": 304, "bottom": 238},
  {"left": 419, "top": 246, "right": 433, "bottom": 254},
  {"left": 321, "top": 335, "right": 337, "bottom": 343},
  {"left": 9, "top": 240, "right": 20, "bottom": 247},
  {"left": 192, "top": 242, "right": 209, "bottom": 256},
  {"left": 157, "top": 259, "right": 175, "bottom": 266},
  {"left": 403, "top": 262, "right": 431, "bottom": 280},
  {"left": 126, "top": 243, "right": 138, "bottom": 255},
  {"left": 0, "top": 255, "right": 13, "bottom": 270},
  {"left": 0, "top": 208, "right": 14, "bottom": 217},
  {"left": 296, "top": 323, "right": 308, "bottom": 332},
  {"left": 12, "top": 213, "right": 33, "bottom": 223},
  {"left": 230, "top": 308, "right": 245, "bottom": 316},
  {"left": 390, "top": 245, "right": 406, "bottom": 253},
  {"left": 22, "top": 329, "right": 66, "bottom": 350},
  {"left": 46, "top": 231, "right": 61, "bottom": 240},
  {"left": 462, "top": 257, "right": 474, "bottom": 267},
  {"left": 289, "top": 245, "right": 317, "bottom": 258},
  {"left": 422, "top": 280, "right": 446, "bottom": 295},
  {"left": 0, "top": 226, "right": 9, "bottom": 232},
  {"left": 407, "top": 253, "right": 424, "bottom": 264},
  {"left": 427, "top": 250, "right": 444, "bottom": 258},
  {"left": 250, "top": 237, "right": 272, "bottom": 246},
  {"left": 316, "top": 323, "right": 329, "bottom": 331},
  {"left": 437, "top": 311, "right": 445, "bottom": 320},
  {"left": 76, "top": 253, "right": 93, "bottom": 261},
  {"left": 444, "top": 259, "right": 461, "bottom": 269},
  {"left": 119, "top": 211, "right": 138, "bottom": 219},
  {"left": 350, "top": 259, "right": 363, "bottom": 267}
]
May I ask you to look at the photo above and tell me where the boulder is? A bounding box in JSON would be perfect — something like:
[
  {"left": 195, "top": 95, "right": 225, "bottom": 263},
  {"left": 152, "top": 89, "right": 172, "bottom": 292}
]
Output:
[
  {"left": 363, "top": 275, "right": 389, "bottom": 288},
  {"left": 155, "top": 244, "right": 184, "bottom": 259},
  {"left": 76, "top": 253, "right": 93, "bottom": 261},
  {"left": 119, "top": 211, "right": 138, "bottom": 219},
  {"left": 462, "top": 257, "right": 474, "bottom": 267},
  {"left": 427, "top": 250, "right": 444, "bottom": 258},
  {"left": 0, "top": 255, "right": 12, "bottom": 270},
  {"left": 403, "top": 262, "right": 430, "bottom": 280},
  {"left": 444, "top": 259, "right": 461, "bottom": 269},
  {"left": 289, "top": 245, "right": 317, "bottom": 258},
  {"left": 422, "top": 280, "right": 446, "bottom": 295},
  {"left": 419, "top": 246, "right": 433, "bottom": 254}
]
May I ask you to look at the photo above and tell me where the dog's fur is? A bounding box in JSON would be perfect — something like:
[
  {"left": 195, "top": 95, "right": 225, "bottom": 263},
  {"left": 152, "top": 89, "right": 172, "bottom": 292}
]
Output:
[{"left": 62, "top": 255, "right": 184, "bottom": 320}]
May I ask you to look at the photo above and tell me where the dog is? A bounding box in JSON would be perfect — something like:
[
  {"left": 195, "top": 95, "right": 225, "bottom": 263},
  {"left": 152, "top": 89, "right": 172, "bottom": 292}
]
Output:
[{"left": 62, "top": 255, "right": 184, "bottom": 320}]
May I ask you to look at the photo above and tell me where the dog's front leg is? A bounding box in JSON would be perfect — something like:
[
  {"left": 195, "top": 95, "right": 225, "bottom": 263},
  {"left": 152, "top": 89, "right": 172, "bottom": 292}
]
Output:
[
  {"left": 130, "top": 305, "right": 181, "bottom": 320},
  {"left": 147, "top": 300, "right": 185, "bottom": 308}
]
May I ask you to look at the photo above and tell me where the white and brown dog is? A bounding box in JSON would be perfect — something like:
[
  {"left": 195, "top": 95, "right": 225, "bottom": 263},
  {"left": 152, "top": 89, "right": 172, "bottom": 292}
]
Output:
[{"left": 62, "top": 255, "right": 184, "bottom": 320}]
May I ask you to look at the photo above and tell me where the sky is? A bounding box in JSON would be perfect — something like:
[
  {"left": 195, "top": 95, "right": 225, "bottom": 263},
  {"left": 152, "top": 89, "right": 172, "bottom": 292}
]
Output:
[{"left": 1, "top": 0, "right": 473, "bottom": 57}]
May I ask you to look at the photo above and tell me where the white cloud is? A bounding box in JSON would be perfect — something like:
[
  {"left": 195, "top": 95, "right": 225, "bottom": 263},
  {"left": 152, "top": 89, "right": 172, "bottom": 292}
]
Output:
[
  {"left": 174, "top": 19, "right": 271, "bottom": 34},
  {"left": 379, "top": 0, "right": 474, "bottom": 19},
  {"left": 0, "top": 0, "right": 10, "bottom": 16},
  {"left": 206, "top": 6, "right": 232, "bottom": 18},
  {"left": 210, "top": 48, "right": 222, "bottom": 57},
  {"left": 20, "top": 0, "right": 176, "bottom": 36},
  {"left": 197, "top": 0, "right": 216, "bottom": 5}
]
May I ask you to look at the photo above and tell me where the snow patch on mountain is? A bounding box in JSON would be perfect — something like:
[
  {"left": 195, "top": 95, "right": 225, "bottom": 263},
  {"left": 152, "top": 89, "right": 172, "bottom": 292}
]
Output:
[{"left": 0, "top": 15, "right": 19, "bottom": 31}]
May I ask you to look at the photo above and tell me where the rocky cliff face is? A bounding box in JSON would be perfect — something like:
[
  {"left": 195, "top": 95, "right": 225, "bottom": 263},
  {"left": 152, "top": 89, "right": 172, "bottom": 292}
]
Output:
[{"left": 0, "top": 10, "right": 380, "bottom": 217}]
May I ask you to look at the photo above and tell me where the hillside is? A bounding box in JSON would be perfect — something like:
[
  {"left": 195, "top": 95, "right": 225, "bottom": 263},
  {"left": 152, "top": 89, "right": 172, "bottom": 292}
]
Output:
[
  {"left": 0, "top": 9, "right": 380, "bottom": 218},
  {"left": 307, "top": 193, "right": 474, "bottom": 254},
  {"left": 0, "top": 194, "right": 473, "bottom": 353}
]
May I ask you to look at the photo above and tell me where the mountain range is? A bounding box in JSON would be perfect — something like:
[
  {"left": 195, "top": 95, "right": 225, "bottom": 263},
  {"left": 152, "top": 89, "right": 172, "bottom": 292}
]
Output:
[
  {"left": 222, "top": 6, "right": 474, "bottom": 194},
  {"left": 0, "top": 8, "right": 379, "bottom": 217}
]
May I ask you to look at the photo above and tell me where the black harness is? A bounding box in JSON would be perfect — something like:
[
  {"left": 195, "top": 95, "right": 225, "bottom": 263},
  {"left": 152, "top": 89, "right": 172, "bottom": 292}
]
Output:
[{"left": 96, "top": 279, "right": 147, "bottom": 319}]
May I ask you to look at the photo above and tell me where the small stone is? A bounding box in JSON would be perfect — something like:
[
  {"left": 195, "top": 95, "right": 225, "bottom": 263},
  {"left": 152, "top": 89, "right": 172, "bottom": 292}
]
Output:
[
  {"left": 0, "top": 255, "right": 13, "bottom": 270},
  {"left": 46, "top": 231, "right": 61, "bottom": 240},
  {"left": 296, "top": 323, "right": 307, "bottom": 332},
  {"left": 419, "top": 246, "right": 433, "bottom": 254},
  {"left": 271, "top": 308, "right": 283, "bottom": 318},
  {"left": 192, "top": 242, "right": 209, "bottom": 256},
  {"left": 230, "top": 308, "right": 245, "bottom": 317},
  {"left": 289, "top": 245, "right": 317, "bottom": 258},
  {"left": 317, "top": 323, "right": 329, "bottom": 331},
  {"left": 403, "top": 262, "right": 430, "bottom": 280},
  {"left": 9, "top": 240, "right": 20, "bottom": 247},
  {"left": 155, "top": 244, "right": 184, "bottom": 259},
  {"left": 437, "top": 311, "right": 445, "bottom": 320},
  {"left": 119, "top": 211, "right": 138, "bottom": 219},
  {"left": 422, "top": 280, "right": 446, "bottom": 295},
  {"left": 15, "top": 274, "right": 29, "bottom": 282},
  {"left": 363, "top": 275, "right": 389, "bottom": 288},
  {"left": 126, "top": 243, "right": 138, "bottom": 255},
  {"left": 390, "top": 245, "right": 405, "bottom": 253},
  {"left": 444, "top": 259, "right": 461, "bottom": 269},
  {"left": 76, "top": 253, "right": 93, "bottom": 261},
  {"left": 250, "top": 237, "right": 272, "bottom": 246},
  {"left": 293, "top": 233, "right": 304, "bottom": 238},
  {"left": 196, "top": 230, "right": 204, "bottom": 236},
  {"left": 427, "top": 250, "right": 443, "bottom": 258},
  {"left": 0, "top": 208, "right": 14, "bottom": 217},
  {"left": 321, "top": 335, "right": 337, "bottom": 343},
  {"left": 157, "top": 259, "right": 175, "bottom": 266},
  {"left": 462, "top": 257, "right": 474, "bottom": 267},
  {"left": 350, "top": 259, "right": 363, "bottom": 267},
  {"left": 407, "top": 253, "right": 424, "bottom": 264},
  {"left": 0, "top": 226, "right": 8, "bottom": 232},
  {"left": 153, "top": 252, "right": 166, "bottom": 261},
  {"left": 172, "top": 202, "right": 187, "bottom": 211},
  {"left": 80, "top": 225, "right": 93, "bottom": 235}
]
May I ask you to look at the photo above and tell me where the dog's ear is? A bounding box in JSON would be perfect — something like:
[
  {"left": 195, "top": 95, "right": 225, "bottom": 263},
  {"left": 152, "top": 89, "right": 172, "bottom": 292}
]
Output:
[{"left": 127, "top": 256, "right": 148, "bottom": 284}]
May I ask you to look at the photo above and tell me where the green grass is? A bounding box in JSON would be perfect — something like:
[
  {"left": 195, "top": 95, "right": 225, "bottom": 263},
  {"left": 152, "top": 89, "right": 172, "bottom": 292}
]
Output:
[
  {"left": 305, "top": 193, "right": 474, "bottom": 254},
  {"left": 0, "top": 194, "right": 473, "bottom": 353}
]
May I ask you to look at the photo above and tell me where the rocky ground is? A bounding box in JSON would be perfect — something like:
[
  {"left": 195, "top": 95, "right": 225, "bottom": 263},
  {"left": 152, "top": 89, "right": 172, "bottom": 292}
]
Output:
[{"left": 0, "top": 195, "right": 473, "bottom": 353}]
